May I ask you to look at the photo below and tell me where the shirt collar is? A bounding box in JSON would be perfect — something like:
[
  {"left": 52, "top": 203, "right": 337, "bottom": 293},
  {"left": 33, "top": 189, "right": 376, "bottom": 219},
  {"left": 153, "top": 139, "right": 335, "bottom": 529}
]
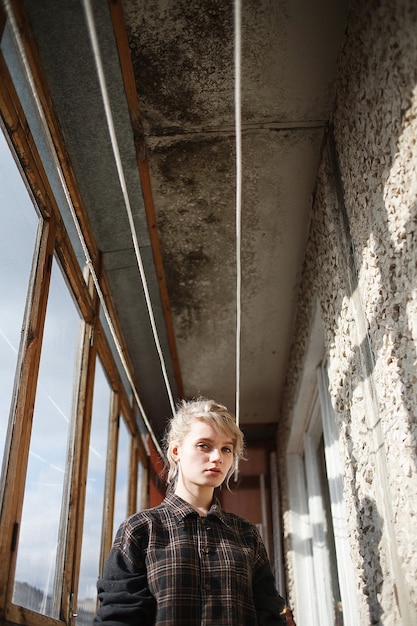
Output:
[{"left": 163, "top": 491, "right": 229, "bottom": 526}]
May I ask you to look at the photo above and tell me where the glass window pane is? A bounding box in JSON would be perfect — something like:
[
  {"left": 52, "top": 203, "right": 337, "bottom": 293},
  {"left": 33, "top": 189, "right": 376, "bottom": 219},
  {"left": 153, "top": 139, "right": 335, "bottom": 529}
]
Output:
[
  {"left": 137, "top": 458, "right": 147, "bottom": 512},
  {"left": 12, "top": 257, "right": 80, "bottom": 617},
  {"left": 0, "top": 130, "right": 39, "bottom": 474},
  {"left": 113, "top": 418, "right": 130, "bottom": 532},
  {"left": 77, "top": 358, "right": 111, "bottom": 624}
]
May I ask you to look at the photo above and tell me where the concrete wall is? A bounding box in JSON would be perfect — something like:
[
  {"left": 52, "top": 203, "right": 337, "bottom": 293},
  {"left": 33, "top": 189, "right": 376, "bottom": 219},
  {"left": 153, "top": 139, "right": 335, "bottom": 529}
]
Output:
[{"left": 280, "top": 1, "right": 417, "bottom": 624}]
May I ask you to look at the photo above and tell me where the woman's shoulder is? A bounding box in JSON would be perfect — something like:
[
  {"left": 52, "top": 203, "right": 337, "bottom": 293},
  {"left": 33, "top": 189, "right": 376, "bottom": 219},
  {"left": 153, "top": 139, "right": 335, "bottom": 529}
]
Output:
[
  {"left": 122, "top": 501, "right": 167, "bottom": 528},
  {"left": 113, "top": 502, "right": 169, "bottom": 551}
]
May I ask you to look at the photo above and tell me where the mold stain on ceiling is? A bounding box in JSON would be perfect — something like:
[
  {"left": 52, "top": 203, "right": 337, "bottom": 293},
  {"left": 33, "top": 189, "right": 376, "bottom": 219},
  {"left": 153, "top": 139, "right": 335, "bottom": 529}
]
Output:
[
  {"left": 120, "top": 0, "right": 350, "bottom": 423},
  {"left": 18, "top": 0, "right": 350, "bottom": 434}
]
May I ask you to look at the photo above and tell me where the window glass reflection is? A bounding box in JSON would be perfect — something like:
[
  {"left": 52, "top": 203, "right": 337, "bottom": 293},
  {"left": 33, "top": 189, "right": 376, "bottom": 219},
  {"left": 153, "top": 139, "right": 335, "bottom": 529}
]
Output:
[
  {"left": 12, "top": 258, "right": 80, "bottom": 617},
  {"left": 0, "top": 130, "right": 39, "bottom": 476},
  {"left": 137, "top": 458, "right": 147, "bottom": 512},
  {"left": 77, "top": 358, "right": 111, "bottom": 624}
]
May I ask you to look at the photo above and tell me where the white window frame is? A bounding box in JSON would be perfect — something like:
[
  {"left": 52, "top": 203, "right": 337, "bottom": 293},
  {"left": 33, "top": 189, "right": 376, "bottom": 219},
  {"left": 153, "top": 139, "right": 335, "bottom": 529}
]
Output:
[
  {"left": 303, "top": 398, "right": 336, "bottom": 626},
  {"left": 287, "top": 450, "right": 320, "bottom": 625},
  {"left": 285, "top": 303, "right": 359, "bottom": 625},
  {"left": 317, "top": 364, "right": 360, "bottom": 626},
  {"left": 288, "top": 377, "right": 360, "bottom": 626}
]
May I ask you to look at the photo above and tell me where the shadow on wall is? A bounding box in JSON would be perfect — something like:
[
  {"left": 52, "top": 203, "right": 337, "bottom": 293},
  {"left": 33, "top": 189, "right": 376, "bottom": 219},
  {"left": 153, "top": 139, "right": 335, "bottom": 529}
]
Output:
[
  {"left": 357, "top": 497, "right": 383, "bottom": 625},
  {"left": 328, "top": 0, "right": 417, "bottom": 470}
]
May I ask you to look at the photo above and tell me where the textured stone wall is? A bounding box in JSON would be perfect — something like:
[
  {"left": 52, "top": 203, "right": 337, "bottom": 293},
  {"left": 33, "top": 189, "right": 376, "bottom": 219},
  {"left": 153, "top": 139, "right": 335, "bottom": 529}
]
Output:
[{"left": 280, "top": 1, "right": 417, "bottom": 623}]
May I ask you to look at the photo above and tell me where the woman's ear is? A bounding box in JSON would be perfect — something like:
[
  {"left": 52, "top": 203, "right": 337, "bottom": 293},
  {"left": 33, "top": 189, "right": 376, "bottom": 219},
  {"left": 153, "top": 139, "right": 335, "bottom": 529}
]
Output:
[{"left": 171, "top": 444, "right": 180, "bottom": 462}]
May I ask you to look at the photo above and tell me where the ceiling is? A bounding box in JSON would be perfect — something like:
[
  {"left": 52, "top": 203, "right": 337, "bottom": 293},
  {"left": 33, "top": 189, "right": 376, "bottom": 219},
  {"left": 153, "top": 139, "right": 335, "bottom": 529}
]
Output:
[{"left": 19, "top": 0, "right": 350, "bottom": 442}]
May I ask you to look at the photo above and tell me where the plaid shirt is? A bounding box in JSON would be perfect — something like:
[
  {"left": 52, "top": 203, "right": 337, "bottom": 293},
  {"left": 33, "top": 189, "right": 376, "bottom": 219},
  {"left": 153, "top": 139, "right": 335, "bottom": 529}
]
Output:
[{"left": 95, "top": 492, "right": 286, "bottom": 625}]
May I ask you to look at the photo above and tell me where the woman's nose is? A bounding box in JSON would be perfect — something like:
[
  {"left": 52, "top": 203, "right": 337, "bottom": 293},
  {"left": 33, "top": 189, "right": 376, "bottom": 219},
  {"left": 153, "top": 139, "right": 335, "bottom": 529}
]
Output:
[{"left": 210, "top": 447, "right": 221, "bottom": 462}]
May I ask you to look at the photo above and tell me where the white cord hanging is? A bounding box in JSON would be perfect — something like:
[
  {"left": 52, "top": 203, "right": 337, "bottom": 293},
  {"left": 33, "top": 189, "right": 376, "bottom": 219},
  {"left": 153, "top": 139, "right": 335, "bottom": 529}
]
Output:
[
  {"left": 234, "top": 0, "right": 243, "bottom": 479},
  {"left": 4, "top": 0, "right": 164, "bottom": 458}
]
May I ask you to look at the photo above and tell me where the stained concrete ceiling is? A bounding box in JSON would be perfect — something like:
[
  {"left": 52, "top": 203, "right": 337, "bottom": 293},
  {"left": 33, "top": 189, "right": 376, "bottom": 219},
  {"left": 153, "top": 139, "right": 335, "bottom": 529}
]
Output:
[{"left": 20, "top": 0, "right": 350, "bottom": 442}]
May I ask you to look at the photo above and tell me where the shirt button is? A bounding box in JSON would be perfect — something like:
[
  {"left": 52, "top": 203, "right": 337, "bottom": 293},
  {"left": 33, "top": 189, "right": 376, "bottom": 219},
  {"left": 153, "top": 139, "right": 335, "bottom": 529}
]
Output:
[
  {"left": 204, "top": 583, "right": 211, "bottom": 591},
  {"left": 202, "top": 548, "right": 210, "bottom": 554}
]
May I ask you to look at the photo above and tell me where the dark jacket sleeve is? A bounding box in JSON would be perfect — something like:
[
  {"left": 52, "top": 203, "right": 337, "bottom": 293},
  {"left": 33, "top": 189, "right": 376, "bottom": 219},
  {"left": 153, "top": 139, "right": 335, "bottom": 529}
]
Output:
[
  {"left": 252, "top": 530, "right": 287, "bottom": 626},
  {"left": 94, "top": 522, "right": 156, "bottom": 626}
]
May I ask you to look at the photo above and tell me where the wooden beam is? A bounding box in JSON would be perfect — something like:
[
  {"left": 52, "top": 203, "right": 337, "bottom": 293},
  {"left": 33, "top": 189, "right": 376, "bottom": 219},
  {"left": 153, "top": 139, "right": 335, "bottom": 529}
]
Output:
[
  {"left": 100, "top": 392, "right": 120, "bottom": 575},
  {"left": 108, "top": 0, "right": 184, "bottom": 399}
]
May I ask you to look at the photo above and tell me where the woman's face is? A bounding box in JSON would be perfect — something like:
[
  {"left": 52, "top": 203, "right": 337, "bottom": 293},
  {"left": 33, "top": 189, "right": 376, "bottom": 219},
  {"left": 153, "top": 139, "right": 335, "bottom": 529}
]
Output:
[{"left": 172, "top": 419, "right": 235, "bottom": 492}]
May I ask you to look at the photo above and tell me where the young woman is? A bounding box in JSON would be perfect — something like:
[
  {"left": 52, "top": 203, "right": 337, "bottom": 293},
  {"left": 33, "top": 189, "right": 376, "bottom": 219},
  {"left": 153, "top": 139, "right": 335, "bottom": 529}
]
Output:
[{"left": 95, "top": 398, "right": 287, "bottom": 625}]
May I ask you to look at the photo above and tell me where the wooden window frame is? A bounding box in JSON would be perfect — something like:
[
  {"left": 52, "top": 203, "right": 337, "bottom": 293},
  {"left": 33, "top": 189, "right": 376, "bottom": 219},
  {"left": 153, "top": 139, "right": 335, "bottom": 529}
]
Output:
[{"left": 0, "top": 18, "right": 148, "bottom": 626}]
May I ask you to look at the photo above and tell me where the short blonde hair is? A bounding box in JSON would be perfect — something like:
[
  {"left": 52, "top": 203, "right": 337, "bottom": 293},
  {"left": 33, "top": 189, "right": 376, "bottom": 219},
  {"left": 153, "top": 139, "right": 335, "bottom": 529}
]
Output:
[{"left": 164, "top": 397, "right": 245, "bottom": 490}]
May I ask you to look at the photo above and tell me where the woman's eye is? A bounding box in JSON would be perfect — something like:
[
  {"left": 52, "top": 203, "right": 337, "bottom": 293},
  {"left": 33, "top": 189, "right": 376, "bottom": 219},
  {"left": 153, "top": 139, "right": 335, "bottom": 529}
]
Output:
[
  {"left": 197, "top": 443, "right": 209, "bottom": 450},
  {"left": 223, "top": 447, "right": 233, "bottom": 454}
]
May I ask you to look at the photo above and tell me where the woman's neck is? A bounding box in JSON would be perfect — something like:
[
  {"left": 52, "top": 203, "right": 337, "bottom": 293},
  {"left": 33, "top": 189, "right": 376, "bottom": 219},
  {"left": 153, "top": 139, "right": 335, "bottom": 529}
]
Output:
[{"left": 174, "top": 482, "right": 214, "bottom": 516}]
